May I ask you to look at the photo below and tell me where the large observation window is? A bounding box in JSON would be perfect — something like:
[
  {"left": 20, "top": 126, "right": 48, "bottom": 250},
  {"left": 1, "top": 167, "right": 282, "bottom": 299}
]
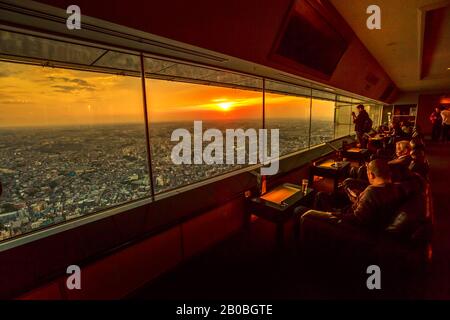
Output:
[
  {"left": 145, "top": 71, "right": 263, "bottom": 194},
  {"left": 335, "top": 102, "right": 353, "bottom": 138},
  {"left": 265, "top": 81, "right": 311, "bottom": 156},
  {"left": 310, "top": 98, "right": 335, "bottom": 146},
  {"left": 366, "top": 104, "right": 383, "bottom": 129},
  {"left": 0, "top": 60, "right": 150, "bottom": 241}
]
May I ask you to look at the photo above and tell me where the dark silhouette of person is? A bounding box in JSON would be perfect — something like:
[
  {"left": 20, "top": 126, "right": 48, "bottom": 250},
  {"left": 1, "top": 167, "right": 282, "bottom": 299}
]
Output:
[
  {"left": 429, "top": 107, "right": 442, "bottom": 141},
  {"left": 352, "top": 105, "right": 372, "bottom": 149},
  {"left": 308, "top": 159, "right": 402, "bottom": 232}
]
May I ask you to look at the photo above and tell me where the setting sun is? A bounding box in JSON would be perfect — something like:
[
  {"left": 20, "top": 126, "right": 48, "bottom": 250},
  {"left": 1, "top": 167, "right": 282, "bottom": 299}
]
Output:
[{"left": 217, "top": 101, "right": 234, "bottom": 111}]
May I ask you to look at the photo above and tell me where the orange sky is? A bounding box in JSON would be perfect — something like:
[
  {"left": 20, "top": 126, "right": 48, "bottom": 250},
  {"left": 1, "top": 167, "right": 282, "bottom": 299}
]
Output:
[{"left": 0, "top": 61, "right": 335, "bottom": 127}]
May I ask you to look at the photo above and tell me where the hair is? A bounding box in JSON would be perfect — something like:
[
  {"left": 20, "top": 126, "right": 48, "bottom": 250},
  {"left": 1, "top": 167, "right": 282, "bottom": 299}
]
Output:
[
  {"left": 397, "top": 140, "right": 411, "bottom": 152},
  {"left": 356, "top": 104, "right": 365, "bottom": 110},
  {"left": 368, "top": 159, "right": 391, "bottom": 179}
]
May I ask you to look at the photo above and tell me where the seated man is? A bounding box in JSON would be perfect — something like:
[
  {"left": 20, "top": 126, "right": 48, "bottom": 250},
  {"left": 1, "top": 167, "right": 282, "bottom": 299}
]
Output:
[
  {"left": 388, "top": 140, "right": 412, "bottom": 182},
  {"left": 338, "top": 159, "right": 402, "bottom": 230},
  {"left": 310, "top": 159, "right": 402, "bottom": 232}
]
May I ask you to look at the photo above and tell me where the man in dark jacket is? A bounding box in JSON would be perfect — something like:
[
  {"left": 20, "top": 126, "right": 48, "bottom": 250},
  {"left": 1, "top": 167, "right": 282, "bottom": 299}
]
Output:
[
  {"left": 339, "top": 159, "right": 401, "bottom": 230},
  {"left": 352, "top": 104, "right": 372, "bottom": 148},
  {"left": 305, "top": 159, "right": 402, "bottom": 232}
]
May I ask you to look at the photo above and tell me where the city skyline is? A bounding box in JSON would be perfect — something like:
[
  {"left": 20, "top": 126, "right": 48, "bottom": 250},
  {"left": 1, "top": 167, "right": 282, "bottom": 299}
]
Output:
[
  {"left": 0, "top": 61, "right": 335, "bottom": 127},
  {"left": 0, "top": 119, "right": 335, "bottom": 241}
]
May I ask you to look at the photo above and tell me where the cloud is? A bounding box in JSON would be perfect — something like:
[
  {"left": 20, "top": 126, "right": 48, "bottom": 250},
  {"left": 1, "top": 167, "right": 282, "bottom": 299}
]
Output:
[
  {"left": 51, "top": 85, "right": 95, "bottom": 93},
  {"left": 46, "top": 76, "right": 96, "bottom": 92},
  {"left": 0, "top": 70, "right": 17, "bottom": 78}
]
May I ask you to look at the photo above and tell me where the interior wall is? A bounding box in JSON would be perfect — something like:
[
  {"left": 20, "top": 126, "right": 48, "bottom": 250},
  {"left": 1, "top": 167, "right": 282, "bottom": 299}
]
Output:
[{"left": 394, "top": 92, "right": 420, "bottom": 105}]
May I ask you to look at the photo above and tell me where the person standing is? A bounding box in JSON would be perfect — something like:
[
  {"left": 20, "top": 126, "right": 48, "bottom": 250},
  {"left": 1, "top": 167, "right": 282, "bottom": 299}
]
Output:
[
  {"left": 429, "top": 107, "right": 442, "bottom": 141},
  {"left": 352, "top": 104, "right": 372, "bottom": 148},
  {"left": 441, "top": 106, "right": 450, "bottom": 142}
]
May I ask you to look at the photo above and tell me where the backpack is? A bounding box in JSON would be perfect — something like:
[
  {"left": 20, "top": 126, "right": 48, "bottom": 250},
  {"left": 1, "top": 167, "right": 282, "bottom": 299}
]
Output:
[{"left": 363, "top": 117, "right": 373, "bottom": 133}]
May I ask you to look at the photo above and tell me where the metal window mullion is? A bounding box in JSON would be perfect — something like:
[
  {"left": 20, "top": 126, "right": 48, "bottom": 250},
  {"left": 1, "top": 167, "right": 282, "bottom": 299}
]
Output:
[
  {"left": 308, "top": 89, "right": 313, "bottom": 149},
  {"left": 140, "top": 53, "right": 156, "bottom": 202}
]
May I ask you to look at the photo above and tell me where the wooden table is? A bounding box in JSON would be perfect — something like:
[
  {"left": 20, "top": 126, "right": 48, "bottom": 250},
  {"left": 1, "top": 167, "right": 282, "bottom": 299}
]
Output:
[
  {"left": 309, "top": 159, "right": 350, "bottom": 193},
  {"left": 245, "top": 183, "right": 314, "bottom": 250},
  {"left": 342, "top": 147, "right": 369, "bottom": 165}
]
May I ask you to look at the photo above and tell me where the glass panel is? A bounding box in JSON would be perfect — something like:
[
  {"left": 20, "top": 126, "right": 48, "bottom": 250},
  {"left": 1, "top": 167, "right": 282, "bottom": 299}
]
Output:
[
  {"left": 312, "top": 89, "right": 336, "bottom": 101},
  {"left": 0, "top": 29, "right": 105, "bottom": 65},
  {"left": 0, "top": 60, "right": 151, "bottom": 241},
  {"left": 335, "top": 102, "right": 353, "bottom": 138},
  {"left": 366, "top": 104, "right": 382, "bottom": 129},
  {"left": 93, "top": 51, "right": 141, "bottom": 72},
  {"left": 265, "top": 80, "right": 310, "bottom": 97},
  {"left": 144, "top": 57, "right": 262, "bottom": 91},
  {"left": 310, "top": 98, "right": 335, "bottom": 146},
  {"left": 146, "top": 74, "right": 263, "bottom": 194},
  {"left": 336, "top": 95, "right": 353, "bottom": 103},
  {"left": 265, "top": 83, "right": 311, "bottom": 156}
]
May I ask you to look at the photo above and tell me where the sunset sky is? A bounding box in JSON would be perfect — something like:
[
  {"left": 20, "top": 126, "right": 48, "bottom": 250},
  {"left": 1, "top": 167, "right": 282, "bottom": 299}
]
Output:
[{"left": 0, "top": 61, "right": 335, "bottom": 127}]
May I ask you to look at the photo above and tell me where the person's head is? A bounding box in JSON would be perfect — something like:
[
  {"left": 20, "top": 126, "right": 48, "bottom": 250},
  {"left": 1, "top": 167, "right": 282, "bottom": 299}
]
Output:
[
  {"left": 356, "top": 104, "right": 365, "bottom": 113},
  {"left": 435, "top": 107, "right": 441, "bottom": 113},
  {"left": 396, "top": 140, "right": 411, "bottom": 157},
  {"left": 367, "top": 159, "right": 391, "bottom": 185}
]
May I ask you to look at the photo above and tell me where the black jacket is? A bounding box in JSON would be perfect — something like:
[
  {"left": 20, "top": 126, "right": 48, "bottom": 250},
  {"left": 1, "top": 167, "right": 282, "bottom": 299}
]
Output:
[
  {"left": 343, "top": 183, "right": 402, "bottom": 231},
  {"left": 354, "top": 110, "right": 370, "bottom": 133}
]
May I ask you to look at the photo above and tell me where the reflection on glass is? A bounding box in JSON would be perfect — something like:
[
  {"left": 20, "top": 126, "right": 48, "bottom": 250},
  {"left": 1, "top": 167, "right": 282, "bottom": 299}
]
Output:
[
  {"left": 0, "top": 61, "right": 150, "bottom": 241},
  {"left": 367, "top": 105, "right": 382, "bottom": 129},
  {"left": 311, "top": 98, "right": 335, "bottom": 146},
  {"left": 146, "top": 78, "right": 263, "bottom": 194},
  {"left": 335, "top": 103, "right": 353, "bottom": 138},
  {"left": 265, "top": 91, "right": 310, "bottom": 156}
]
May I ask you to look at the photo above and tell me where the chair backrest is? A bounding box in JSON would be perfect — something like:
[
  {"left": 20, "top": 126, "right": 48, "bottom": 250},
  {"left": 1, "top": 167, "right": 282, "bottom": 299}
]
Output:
[{"left": 384, "top": 174, "right": 433, "bottom": 244}]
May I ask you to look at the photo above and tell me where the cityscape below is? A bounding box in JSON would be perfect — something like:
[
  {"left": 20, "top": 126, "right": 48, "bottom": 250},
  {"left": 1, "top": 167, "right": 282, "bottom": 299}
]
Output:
[{"left": 0, "top": 119, "right": 335, "bottom": 241}]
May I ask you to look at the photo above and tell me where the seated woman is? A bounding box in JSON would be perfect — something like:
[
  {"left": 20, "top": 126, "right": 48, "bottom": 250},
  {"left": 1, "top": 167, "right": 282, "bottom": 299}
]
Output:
[{"left": 388, "top": 140, "right": 412, "bottom": 182}]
